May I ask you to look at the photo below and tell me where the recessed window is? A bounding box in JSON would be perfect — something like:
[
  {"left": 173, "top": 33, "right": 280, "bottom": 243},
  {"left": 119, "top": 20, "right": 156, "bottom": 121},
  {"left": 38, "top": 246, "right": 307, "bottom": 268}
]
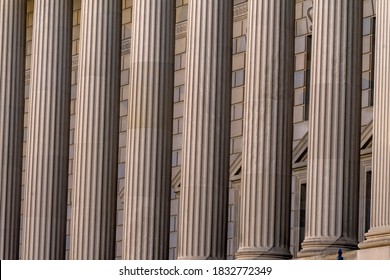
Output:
[
  {"left": 365, "top": 171, "right": 372, "bottom": 233},
  {"left": 299, "top": 183, "right": 307, "bottom": 251}
]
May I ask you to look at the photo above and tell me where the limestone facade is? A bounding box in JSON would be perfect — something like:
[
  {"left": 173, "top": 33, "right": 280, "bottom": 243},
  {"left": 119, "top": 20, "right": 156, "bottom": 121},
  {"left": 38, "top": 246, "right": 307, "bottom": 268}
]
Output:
[{"left": 0, "top": 0, "right": 388, "bottom": 260}]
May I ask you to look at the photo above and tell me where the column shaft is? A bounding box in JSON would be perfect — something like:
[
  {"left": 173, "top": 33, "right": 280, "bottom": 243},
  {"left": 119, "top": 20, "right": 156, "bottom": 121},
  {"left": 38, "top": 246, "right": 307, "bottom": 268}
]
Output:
[
  {"left": 177, "top": 0, "right": 233, "bottom": 260},
  {"left": 299, "top": 0, "right": 362, "bottom": 257},
  {"left": 236, "top": 0, "right": 295, "bottom": 260},
  {"left": 0, "top": 0, "right": 26, "bottom": 260},
  {"left": 360, "top": 0, "right": 390, "bottom": 249},
  {"left": 70, "top": 0, "right": 121, "bottom": 260},
  {"left": 122, "top": 0, "right": 175, "bottom": 260},
  {"left": 22, "top": 0, "right": 72, "bottom": 260}
]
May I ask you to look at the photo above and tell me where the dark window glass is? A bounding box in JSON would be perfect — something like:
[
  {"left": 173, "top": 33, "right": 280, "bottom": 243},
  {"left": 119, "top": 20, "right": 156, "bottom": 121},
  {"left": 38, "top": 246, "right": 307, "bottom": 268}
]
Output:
[
  {"left": 365, "top": 171, "right": 372, "bottom": 233},
  {"left": 299, "top": 184, "right": 307, "bottom": 251}
]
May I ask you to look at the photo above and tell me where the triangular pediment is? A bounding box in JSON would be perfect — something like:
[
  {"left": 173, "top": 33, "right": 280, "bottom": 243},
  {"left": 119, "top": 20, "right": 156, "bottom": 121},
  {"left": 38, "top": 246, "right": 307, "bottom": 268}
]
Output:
[
  {"left": 292, "top": 133, "right": 308, "bottom": 169},
  {"left": 361, "top": 121, "right": 373, "bottom": 154},
  {"left": 171, "top": 170, "right": 181, "bottom": 194},
  {"left": 118, "top": 184, "right": 125, "bottom": 201},
  {"left": 168, "top": 123, "right": 373, "bottom": 189},
  {"left": 230, "top": 154, "right": 242, "bottom": 182}
]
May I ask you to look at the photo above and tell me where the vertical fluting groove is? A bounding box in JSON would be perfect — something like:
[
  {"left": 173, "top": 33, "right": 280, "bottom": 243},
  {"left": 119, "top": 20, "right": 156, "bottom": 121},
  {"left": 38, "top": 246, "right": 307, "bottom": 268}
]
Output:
[
  {"left": 22, "top": 0, "right": 72, "bottom": 260},
  {"left": 70, "top": 0, "right": 121, "bottom": 260},
  {"left": 299, "top": 0, "right": 362, "bottom": 257},
  {"left": 177, "top": 0, "right": 233, "bottom": 260},
  {"left": 122, "top": 0, "right": 175, "bottom": 260},
  {"left": 235, "top": 0, "right": 294, "bottom": 260},
  {"left": 360, "top": 0, "right": 390, "bottom": 249},
  {"left": 0, "top": 0, "right": 26, "bottom": 260}
]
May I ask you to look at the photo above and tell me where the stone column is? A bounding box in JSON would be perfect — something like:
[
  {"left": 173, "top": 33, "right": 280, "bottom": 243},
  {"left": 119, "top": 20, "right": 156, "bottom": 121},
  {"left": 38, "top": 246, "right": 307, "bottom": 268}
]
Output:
[
  {"left": 359, "top": 0, "right": 390, "bottom": 250},
  {"left": 70, "top": 0, "right": 121, "bottom": 260},
  {"left": 22, "top": 0, "right": 72, "bottom": 260},
  {"left": 299, "top": 0, "right": 362, "bottom": 257},
  {"left": 0, "top": 0, "right": 26, "bottom": 260},
  {"left": 122, "top": 0, "right": 175, "bottom": 260},
  {"left": 235, "top": 0, "right": 295, "bottom": 260},
  {"left": 177, "top": 0, "right": 233, "bottom": 260}
]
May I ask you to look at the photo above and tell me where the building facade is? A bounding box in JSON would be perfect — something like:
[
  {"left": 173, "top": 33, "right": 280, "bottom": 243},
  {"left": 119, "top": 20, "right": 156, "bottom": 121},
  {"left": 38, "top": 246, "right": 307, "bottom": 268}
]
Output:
[{"left": 0, "top": 0, "right": 389, "bottom": 260}]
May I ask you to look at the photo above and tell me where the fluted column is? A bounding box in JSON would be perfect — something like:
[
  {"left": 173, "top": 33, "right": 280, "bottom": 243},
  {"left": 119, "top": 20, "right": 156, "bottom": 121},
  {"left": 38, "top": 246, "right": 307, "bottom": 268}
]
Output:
[
  {"left": 22, "top": 0, "right": 72, "bottom": 260},
  {"left": 360, "top": 0, "right": 390, "bottom": 250},
  {"left": 0, "top": 0, "right": 26, "bottom": 260},
  {"left": 70, "top": 0, "right": 121, "bottom": 260},
  {"left": 299, "top": 0, "right": 362, "bottom": 257},
  {"left": 122, "top": 0, "right": 175, "bottom": 260},
  {"left": 235, "top": 0, "right": 294, "bottom": 260},
  {"left": 177, "top": 0, "right": 233, "bottom": 260}
]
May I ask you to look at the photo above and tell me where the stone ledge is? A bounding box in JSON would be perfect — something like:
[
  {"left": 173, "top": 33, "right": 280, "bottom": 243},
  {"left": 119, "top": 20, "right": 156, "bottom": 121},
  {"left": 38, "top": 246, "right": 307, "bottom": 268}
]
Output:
[{"left": 298, "top": 246, "right": 390, "bottom": 260}]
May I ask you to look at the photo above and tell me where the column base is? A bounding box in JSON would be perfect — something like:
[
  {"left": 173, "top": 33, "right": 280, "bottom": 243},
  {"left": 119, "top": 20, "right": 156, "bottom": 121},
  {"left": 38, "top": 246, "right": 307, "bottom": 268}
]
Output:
[
  {"left": 359, "top": 227, "right": 390, "bottom": 249},
  {"left": 298, "top": 237, "right": 358, "bottom": 258},
  {"left": 235, "top": 247, "right": 292, "bottom": 260}
]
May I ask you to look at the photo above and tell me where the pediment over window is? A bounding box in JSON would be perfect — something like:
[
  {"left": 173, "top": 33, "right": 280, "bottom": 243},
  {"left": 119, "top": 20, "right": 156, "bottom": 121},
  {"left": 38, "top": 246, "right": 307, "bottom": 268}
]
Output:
[
  {"left": 230, "top": 154, "right": 242, "bottom": 182},
  {"left": 118, "top": 184, "right": 125, "bottom": 200},
  {"left": 171, "top": 170, "right": 181, "bottom": 194},
  {"left": 170, "top": 154, "right": 244, "bottom": 193},
  {"left": 292, "top": 122, "right": 373, "bottom": 170},
  {"left": 292, "top": 133, "right": 308, "bottom": 170},
  {"left": 170, "top": 122, "right": 373, "bottom": 193},
  {"left": 361, "top": 121, "right": 373, "bottom": 155}
]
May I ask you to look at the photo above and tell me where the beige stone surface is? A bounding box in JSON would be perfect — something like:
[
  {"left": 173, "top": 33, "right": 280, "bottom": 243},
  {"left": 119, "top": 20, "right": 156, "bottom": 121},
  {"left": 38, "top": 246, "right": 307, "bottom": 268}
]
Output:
[
  {"left": 70, "top": 0, "right": 121, "bottom": 260},
  {"left": 122, "top": 0, "right": 175, "bottom": 260},
  {"left": 300, "top": 246, "right": 390, "bottom": 260},
  {"left": 355, "top": 246, "right": 390, "bottom": 260},
  {"left": 177, "top": 0, "right": 233, "bottom": 260},
  {"left": 0, "top": 0, "right": 26, "bottom": 260}
]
